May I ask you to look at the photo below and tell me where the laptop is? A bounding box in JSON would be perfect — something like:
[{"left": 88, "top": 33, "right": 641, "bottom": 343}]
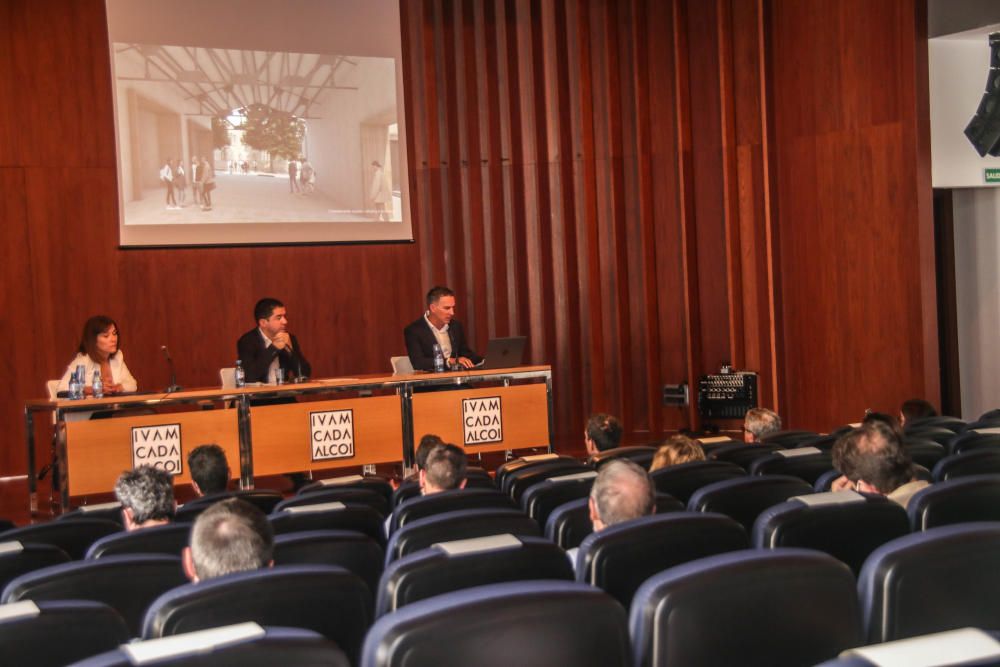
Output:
[{"left": 479, "top": 336, "right": 528, "bottom": 370}]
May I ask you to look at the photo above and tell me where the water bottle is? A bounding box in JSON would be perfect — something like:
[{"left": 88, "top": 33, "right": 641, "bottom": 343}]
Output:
[
  {"left": 234, "top": 360, "right": 245, "bottom": 388},
  {"left": 68, "top": 366, "right": 83, "bottom": 400},
  {"left": 433, "top": 344, "right": 445, "bottom": 373},
  {"left": 92, "top": 369, "right": 104, "bottom": 399}
]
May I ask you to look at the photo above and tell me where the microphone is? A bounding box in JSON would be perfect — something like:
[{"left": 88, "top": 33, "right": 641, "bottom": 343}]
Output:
[{"left": 161, "top": 345, "right": 183, "bottom": 393}]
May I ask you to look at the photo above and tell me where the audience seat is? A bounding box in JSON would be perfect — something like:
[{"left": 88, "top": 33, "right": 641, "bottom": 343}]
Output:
[
  {"left": 587, "top": 446, "right": 656, "bottom": 470},
  {"left": 687, "top": 475, "right": 814, "bottom": 533},
  {"left": 748, "top": 447, "right": 833, "bottom": 485},
  {"left": 298, "top": 475, "right": 393, "bottom": 503},
  {"left": 0, "top": 518, "right": 120, "bottom": 559},
  {"left": 274, "top": 488, "right": 390, "bottom": 517},
  {"left": 142, "top": 564, "right": 372, "bottom": 665},
  {"left": 361, "top": 581, "right": 631, "bottom": 667},
  {"left": 0, "top": 541, "right": 70, "bottom": 591},
  {"left": 814, "top": 468, "right": 844, "bottom": 492},
  {"left": 85, "top": 523, "right": 189, "bottom": 559},
  {"left": 390, "top": 480, "right": 421, "bottom": 508},
  {"left": 575, "top": 513, "right": 748, "bottom": 608},
  {"left": 752, "top": 491, "right": 910, "bottom": 574},
  {"left": 504, "top": 461, "right": 594, "bottom": 503},
  {"left": 273, "top": 529, "right": 383, "bottom": 595},
  {"left": 709, "top": 443, "right": 784, "bottom": 470},
  {"left": 495, "top": 454, "right": 580, "bottom": 492},
  {"left": 630, "top": 549, "right": 862, "bottom": 667},
  {"left": 760, "top": 430, "right": 820, "bottom": 447},
  {"left": 0, "top": 600, "right": 129, "bottom": 667},
  {"left": 389, "top": 488, "right": 515, "bottom": 535},
  {"left": 694, "top": 437, "right": 741, "bottom": 456},
  {"left": 376, "top": 534, "right": 573, "bottom": 616},
  {"left": 794, "top": 434, "right": 837, "bottom": 450},
  {"left": 649, "top": 460, "right": 746, "bottom": 504},
  {"left": 950, "top": 432, "right": 1000, "bottom": 456},
  {"left": 903, "top": 426, "right": 955, "bottom": 447},
  {"left": 905, "top": 415, "right": 967, "bottom": 433},
  {"left": 520, "top": 472, "right": 596, "bottom": 525},
  {"left": 902, "top": 439, "right": 948, "bottom": 470},
  {"left": 175, "top": 490, "right": 283, "bottom": 522},
  {"left": 385, "top": 508, "right": 541, "bottom": 565},
  {"left": 858, "top": 522, "right": 1000, "bottom": 642},
  {"left": 933, "top": 451, "right": 1000, "bottom": 482},
  {"left": 2, "top": 554, "right": 187, "bottom": 636},
  {"left": 70, "top": 624, "right": 349, "bottom": 667},
  {"left": 906, "top": 474, "right": 1000, "bottom": 531},
  {"left": 57, "top": 502, "right": 124, "bottom": 527},
  {"left": 544, "top": 498, "right": 594, "bottom": 550},
  {"left": 269, "top": 503, "right": 385, "bottom": 545},
  {"left": 654, "top": 492, "right": 685, "bottom": 513},
  {"left": 813, "top": 628, "right": 1000, "bottom": 667}
]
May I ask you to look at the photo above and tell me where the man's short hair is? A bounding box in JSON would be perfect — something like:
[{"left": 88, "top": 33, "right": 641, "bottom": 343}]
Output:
[
  {"left": 187, "top": 444, "right": 229, "bottom": 495},
  {"left": 425, "top": 286, "right": 455, "bottom": 307},
  {"left": 253, "top": 297, "right": 284, "bottom": 322},
  {"left": 586, "top": 413, "right": 623, "bottom": 452},
  {"left": 590, "top": 459, "right": 655, "bottom": 527},
  {"left": 190, "top": 498, "right": 273, "bottom": 581},
  {"left": 862, "top": 411, "right": 904, "bottom": 441},
  {"left": 423, "top": 443, "right": 467, "bottom": 491},
  {"left": 744, "top": 408, "right": 782, "bottom": 441},
  {"left": 415, "top": 434, "right": 444, "bottom": 471},
  {"left": 901, "top": 399, "right": 937, "bottom": 423},
  {"left": 650, "top": 435, "right": 705, "bottom": 472},
  {"left": 114, "top": 465, "right": 175, "bottom": 524},
  {"left": 832, "top": 421, "right": 914, "bottom": 494}
]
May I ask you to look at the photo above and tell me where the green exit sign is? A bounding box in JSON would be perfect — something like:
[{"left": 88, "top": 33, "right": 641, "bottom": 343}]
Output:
[{"left": 986, "top": 168, "right": 1000, "bottom": 183}]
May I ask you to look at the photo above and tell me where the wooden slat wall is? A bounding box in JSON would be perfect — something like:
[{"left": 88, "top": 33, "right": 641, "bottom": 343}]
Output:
[{"left": 0, "top": 0, "right": 938, "bottom": 476}]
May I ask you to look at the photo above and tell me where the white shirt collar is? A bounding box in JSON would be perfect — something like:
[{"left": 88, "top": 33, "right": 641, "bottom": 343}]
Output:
[
  {"left": 258, "top": 327, "right": 274, "bottom": 347},
  {"left": 424, "top": 312, "right": 449, "bottom": 333}
]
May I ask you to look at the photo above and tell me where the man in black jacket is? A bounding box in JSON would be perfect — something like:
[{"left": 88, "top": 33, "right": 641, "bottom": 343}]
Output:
[
  {"left": 404, "top": 286, "right": 482, "bottom": 371},
  {"left": 237, "top": 297, "right": 311, "bottom": 383}
]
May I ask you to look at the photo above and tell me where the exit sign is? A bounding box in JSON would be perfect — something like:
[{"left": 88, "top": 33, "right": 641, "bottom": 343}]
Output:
[{"left": 986, "top": 168, "right": 1000, "bottom": 183}]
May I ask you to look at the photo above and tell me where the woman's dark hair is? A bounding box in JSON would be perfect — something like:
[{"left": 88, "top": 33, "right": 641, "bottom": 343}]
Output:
[{"left": 78, "top": 315, "right": 119, "bottom": 362}]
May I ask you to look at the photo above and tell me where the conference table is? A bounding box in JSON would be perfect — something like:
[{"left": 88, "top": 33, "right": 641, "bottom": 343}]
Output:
[{"left": 23, "top": 365, "right": 553, "bottom": 513}]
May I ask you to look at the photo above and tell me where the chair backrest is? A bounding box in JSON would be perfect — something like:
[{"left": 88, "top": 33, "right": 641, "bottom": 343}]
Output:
[
  {"left": 275, "top": 488, "right": 390, "bottom": 517},
  {"left": 86, "top": 523, "right": 190, "bottom": 559},
  {"left": 752, "top": 491, "right": 910, "bottom": 575},
  {"left": 495, "top": 454, "right": 579, "bottom": 491},
  {"left": 2, "top": 554, "right": 187, "bottom": 637},
  {"left": 385, "top": 508, "right": 541, "bottom": 565},
  {"left": 361, "top": 581, "right": 631, "bottom": 667},
  {"left": 933, "top": 451, "right": 1000, "bottom": 482},
  {"left": 544, "top": 498, "right": 594, "bottom": 549},
  {"left": 0, "top": 600, "right": 130, "bottom": 667},
  {"left": 73, "top": 624, "right": 349, "bottom": 667},
  {"left": 951, "top": 432, "right": 1000, "bottom": 455},
  {"left": 650, "top": 460, "right": 746, "bottom": 503},
  {"left": 142, "top": 564, "right": 373, "bottom": 664},
  {"left": 902, "top": 439, "right": 948, "bottom": 470},
  {"left": 812, "top": 628, "right": 1000, "bottom": 667},
  {"left": 687, "top": 475, "right": 814, "bottom": 533},
  {"left": 710, "top": 443, "right": 784, "bottom": 470},
  {"left": 907, "top": 474, "right": 1000, "bottom": 530},
  {"left": 45, "top": 379, "right": 60, "bottom": 400},
  {"left": 389, "top": 488, "right": 514, "bottom": 535},
  {"left": 390, "top": 355, "right": 414, "bottom": 375},
  {"left": 630, "top": 549, "right": 862, "bottom": 667},
  {"left": 520, "top": 473, "right": 597, "bottom": 525},
  {"left": 576, "top": 513, "right": 748, "bottom": 608},
  {"left": 814, "top": 468, "right": 844, "bottom": 492},
  {"left": 795, "top": 434, "right": 838, "bottom": 450},
  {"left": 269, "top": 504, "right": 386, "bottom": 545},
  {"left": 0, "top": 518, "right": 121, "bottom": 559},
  {"left": 298, "top": 475, "right": 394, "bottom": 502},
  {"left": 57, "top": 502, "right": 124, "bottom": 527},
  {"left": 0, "top": 541, "right": 71, "bottom": 593},
  {"left": 391, "top": 479, "right": 421, "bottom": 508},
  {"left": 858, "top": 522, "right": 1000, "bottom": 643},
  {"left": 759, "top": 430, "right": 820, "bottom": 447},
  {"left": 376, "top": 534, "right": 573, "bottom": 616},
  {"left": 588, "top": 446, "right": 656, "bottom": 470},
  {"left": 219, "top": 367, "right": 236, "bottom": 389},
  {"left": 905, "top": 415, "right": 967, "bottom": 432},
  {"left": 273, "top": 529, "right": 384, "bottom": 595},
  {"left": 501, "top": 460, "right": 592, "bottom": 500},
  {"left": 176, "top": 489, "right": 284, "bottom": 521},
  {"left": 748, "top": 448, "right": 833, "bottom": 485},
  {"left": 903, "top": 427, "right": 955, "bottom": 447}
]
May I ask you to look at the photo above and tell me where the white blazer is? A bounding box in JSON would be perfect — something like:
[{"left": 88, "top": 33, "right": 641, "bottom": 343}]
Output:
[{"left": 57, "top": 351, "right": 138, "bottom": 393}]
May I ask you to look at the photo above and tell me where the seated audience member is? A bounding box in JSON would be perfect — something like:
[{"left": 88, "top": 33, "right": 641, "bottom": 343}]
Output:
[
  {"left": 404, "top": 434, "right": 444, "bottom": 483},
  {"left": 187, "top": 444, "right": 230, "bottom": 497},
  {"left": 831, "top": 420, "right": 929, "bottom": 508},
  {"left": 420, "top": 443, "right": 468, "bottom": 495},
  {"left": 650, "top": 435, "right": 706, "bottom": 472},
  {"left": 182, "top": 498, "right": 273, "bottom": 582},
  {"left": 584, "top": 413, "right": 623, "bottom": 456},
  {"left": 899, "top": 398, "right": 937, "bottom": 427},
  {"left": 743, "top": 407, "right": 781, "bottom": 443},
  {"left": 862, "top": 411, "right": 905, "bottom": 440},
  {"left": 567, "top": 459, "right": 655, "bottom": 567},
  {"left": 114, "top": 465, "right": 176, "bottom": 531}
]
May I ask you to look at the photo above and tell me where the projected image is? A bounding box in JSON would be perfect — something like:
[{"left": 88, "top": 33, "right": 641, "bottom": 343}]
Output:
[{"left": 112, "top": 44, "right": 402, "bottom": 226}]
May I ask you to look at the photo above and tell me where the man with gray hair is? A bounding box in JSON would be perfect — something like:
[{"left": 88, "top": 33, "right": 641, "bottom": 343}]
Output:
[
  {"left": 113, "top": 465, "right": 176, "bottom": 531},
  {"left": 182, "top": 498, "right": 273, "bottom": 582},
  {"left": 743, "top": 407, "right": 782, "bottom": 443}
]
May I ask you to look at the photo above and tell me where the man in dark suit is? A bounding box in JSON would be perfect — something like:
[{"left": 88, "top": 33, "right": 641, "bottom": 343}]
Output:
[
  {"left": 404, "top": 286, "right": 482, "bottom": 371},
  {"left": 237, "top": 297, "right": 311, "bottom": 383}
]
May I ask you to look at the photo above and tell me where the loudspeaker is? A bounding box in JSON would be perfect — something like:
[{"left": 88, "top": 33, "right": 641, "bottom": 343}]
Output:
[{"left": 965, "top": 32, "right": 1000, "bottom": 157}]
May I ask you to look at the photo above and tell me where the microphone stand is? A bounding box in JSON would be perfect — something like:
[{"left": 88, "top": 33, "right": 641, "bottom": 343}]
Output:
[{"left": 161, "top": 346, "right": 183, "bottom": 393}]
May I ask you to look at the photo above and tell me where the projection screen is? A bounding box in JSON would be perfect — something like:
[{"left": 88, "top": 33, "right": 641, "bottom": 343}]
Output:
[{"left": 106, "top": 0, "right": 412, "bottom": 247}]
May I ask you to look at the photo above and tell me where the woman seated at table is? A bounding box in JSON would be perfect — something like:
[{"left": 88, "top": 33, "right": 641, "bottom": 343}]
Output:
[{"left": 57, "top": 315, "right": 137, "bottom": 395}]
